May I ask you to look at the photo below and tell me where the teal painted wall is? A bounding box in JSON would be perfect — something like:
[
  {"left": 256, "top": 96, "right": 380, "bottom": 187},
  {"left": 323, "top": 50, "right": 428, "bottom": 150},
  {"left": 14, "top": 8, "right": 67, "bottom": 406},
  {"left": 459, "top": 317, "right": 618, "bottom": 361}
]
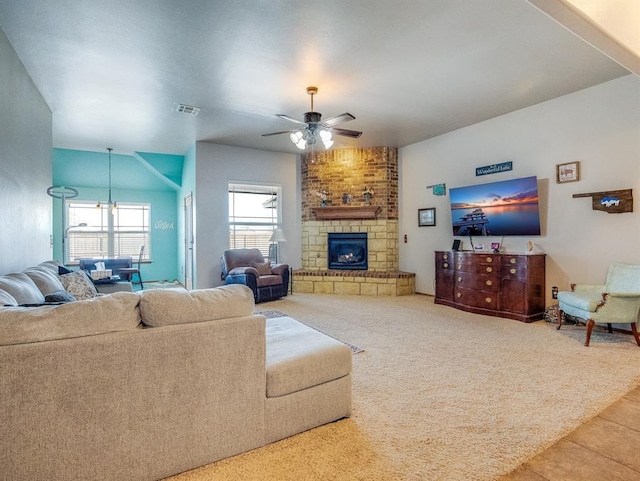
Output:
[{"left": 53, "top": 148, "right": 184, "bottom": 282}]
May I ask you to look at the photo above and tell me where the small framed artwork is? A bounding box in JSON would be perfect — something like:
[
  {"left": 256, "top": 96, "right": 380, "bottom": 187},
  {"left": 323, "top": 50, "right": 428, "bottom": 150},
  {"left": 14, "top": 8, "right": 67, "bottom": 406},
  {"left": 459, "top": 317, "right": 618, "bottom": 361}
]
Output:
[
  {"left": 491, "top": 242, "right": 500, "bottom": 253},
  {"left": 556, "top": 161, "right": 580, "bottom": 183},
  {"left": 418, "top": 208, "right": 436, "bottom": 227}
]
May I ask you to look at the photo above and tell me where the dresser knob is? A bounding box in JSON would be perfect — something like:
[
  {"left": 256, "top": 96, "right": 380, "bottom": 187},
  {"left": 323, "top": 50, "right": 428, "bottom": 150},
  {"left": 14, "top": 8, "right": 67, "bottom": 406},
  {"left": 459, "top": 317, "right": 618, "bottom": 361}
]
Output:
[
  {"left": 443, "top": 254, "right": 448, "bottom": 260},
  {"left": 486, "top": 267, "right": 493, "bottom": 273},
  {"left": 456, "top": 292, "right": 461, "bottom": 298},
  {"left": 487, "top": 257, "right": 493, "bottom": 263},
  {"left": 443, "top": 262, "right": 449, "bottom": 268},
  {"left": 510, "top": 258, "right": 516, "bottom": 264},
  {"left": 485, "top": 297, "right": 492, "bottom": 303},
  {"left": 510, "top": 268, "right": 516, "bottom": 275},
  {"left": 458, "top": 277, "right": 462, "bottom": 282},
  {"left": 486, "top": 280, "right": 492, "bottom": 286}
]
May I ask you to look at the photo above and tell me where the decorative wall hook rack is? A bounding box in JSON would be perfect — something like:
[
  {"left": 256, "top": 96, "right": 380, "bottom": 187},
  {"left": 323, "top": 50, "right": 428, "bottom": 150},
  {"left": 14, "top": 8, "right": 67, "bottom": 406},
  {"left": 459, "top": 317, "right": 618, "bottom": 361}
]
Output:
[{"left": 572, "top": 189, "right": 633, "bottom": 213}]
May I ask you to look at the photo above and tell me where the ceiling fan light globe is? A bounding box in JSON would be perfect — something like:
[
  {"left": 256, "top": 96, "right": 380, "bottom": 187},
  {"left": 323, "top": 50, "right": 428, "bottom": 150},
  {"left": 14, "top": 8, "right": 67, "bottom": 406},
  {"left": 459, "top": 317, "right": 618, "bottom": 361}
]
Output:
[
  {"left": 289, "top": 131, "right": 303, "bottom": 143},
  {"left": 322, "top": 138, "right": 334, "bottom": 149},
  {"left": 319, "top": 129, "right": 332, "bottom": 141},
  {"left": 295, "top": 139, "right": 306, "bottom": 150}
]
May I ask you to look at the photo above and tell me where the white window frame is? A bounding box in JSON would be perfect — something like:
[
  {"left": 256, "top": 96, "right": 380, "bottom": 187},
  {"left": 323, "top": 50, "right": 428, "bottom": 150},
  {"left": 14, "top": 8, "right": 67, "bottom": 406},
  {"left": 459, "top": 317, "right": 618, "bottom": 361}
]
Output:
[
  {"left": 228, "top": 182, "right": 282, "bottom": 259},
  {"left": 65, "top": 201, "right": 151, "bottom": 263}
]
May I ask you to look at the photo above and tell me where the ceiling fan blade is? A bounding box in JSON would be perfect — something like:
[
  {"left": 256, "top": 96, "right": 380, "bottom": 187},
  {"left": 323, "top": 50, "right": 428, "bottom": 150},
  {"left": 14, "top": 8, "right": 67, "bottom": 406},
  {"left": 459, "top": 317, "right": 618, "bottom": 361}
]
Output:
[
  {"left": 322, "top": 113, "right": 355, "bottom": 127},
  {"left": 262, "top": 130, "right": 296, "bottom": 137},
  {"left": 332, "top": 127, "right": 362, "bottom": 138},
  {"left": 275, "top": 114, "right": 307, "bottom": 126}
]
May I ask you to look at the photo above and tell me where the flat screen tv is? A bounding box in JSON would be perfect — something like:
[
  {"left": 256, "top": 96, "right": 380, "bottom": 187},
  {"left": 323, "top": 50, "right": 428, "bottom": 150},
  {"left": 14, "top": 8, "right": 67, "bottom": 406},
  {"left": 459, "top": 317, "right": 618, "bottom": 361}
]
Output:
[{"left": 449, "top": 176, "right": 541, "bottom": 236}]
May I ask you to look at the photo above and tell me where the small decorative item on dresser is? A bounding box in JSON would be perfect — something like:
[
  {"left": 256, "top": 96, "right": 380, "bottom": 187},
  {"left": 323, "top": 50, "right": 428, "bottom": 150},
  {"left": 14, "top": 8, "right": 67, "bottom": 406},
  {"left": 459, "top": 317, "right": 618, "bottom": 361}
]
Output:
[{"left": 418, "top": 207, "right": 436, "bottom": 227}]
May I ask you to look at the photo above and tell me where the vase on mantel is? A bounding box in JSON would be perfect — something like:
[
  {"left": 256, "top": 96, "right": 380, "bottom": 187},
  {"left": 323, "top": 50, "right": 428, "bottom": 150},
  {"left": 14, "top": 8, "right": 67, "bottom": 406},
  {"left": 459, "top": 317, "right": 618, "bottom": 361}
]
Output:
[
  {"left": 363, "top": 192, "right": 372, "bottom": 205},
  {"left": 321, "top": 200, "right": 328, "bottom": 208}
]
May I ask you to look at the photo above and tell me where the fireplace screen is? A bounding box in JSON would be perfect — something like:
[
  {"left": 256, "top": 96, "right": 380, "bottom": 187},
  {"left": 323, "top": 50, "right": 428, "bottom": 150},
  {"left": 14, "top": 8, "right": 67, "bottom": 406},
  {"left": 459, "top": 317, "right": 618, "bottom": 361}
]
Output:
[{"left": 328, "top": 232, "right": 368, "bottom": 270}]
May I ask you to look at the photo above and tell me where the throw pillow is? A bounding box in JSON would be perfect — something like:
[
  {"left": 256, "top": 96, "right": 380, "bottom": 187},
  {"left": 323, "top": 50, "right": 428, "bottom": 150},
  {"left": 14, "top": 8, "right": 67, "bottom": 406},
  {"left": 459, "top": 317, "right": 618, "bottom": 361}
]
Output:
[
  {"left": 58, "top": 265, "right": 73, "bottom": 275},
  {"left": 45, "top": 290, "right": 77, "bottom": 303},
  {"left": 252, "top": 261, "right": 272, "bottom": 276},
  {"left": 59, "top": 270, "right": 98, "bottom": 301}
]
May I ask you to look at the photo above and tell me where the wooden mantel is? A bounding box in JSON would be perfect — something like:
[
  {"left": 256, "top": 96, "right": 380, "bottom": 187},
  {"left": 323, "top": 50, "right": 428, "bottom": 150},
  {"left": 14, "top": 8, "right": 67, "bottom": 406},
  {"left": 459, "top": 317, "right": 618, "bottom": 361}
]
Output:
[{"left": 311, "top": 206, "right": 381, "bottom": 220}]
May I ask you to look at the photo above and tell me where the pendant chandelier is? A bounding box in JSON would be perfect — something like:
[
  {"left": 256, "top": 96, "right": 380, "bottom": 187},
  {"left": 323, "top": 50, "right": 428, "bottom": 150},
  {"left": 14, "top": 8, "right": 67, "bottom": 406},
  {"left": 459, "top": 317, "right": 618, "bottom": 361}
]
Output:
[{"left": 96, "top": 147, "right": 117, "bottom": 213}]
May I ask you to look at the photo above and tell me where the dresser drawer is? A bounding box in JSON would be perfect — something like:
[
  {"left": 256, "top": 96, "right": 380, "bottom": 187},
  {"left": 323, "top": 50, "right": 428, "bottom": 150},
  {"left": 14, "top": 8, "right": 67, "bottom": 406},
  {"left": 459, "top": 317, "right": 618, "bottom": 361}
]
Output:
[
  {"left": 501, "top": 255, "right": 527, "bottom": 268},
  {"left": 455, "top": 272, "right": 498, "bottom": 291},
  {"left": 456, "top": 262, "right": 498, "bottom": 275},
  {"left": 455, "top": 287, "right": 498, "bottom": 310},
  {"left": 500, "top": 264, "right": 528, "bottom": 278}
]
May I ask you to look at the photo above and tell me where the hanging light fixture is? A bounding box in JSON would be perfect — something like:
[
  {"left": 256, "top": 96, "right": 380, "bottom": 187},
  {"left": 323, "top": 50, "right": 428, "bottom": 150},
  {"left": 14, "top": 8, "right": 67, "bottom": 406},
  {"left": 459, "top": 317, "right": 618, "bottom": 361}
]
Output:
[{"left": 96, "top": 147, "right": 117, "bottom": 213}]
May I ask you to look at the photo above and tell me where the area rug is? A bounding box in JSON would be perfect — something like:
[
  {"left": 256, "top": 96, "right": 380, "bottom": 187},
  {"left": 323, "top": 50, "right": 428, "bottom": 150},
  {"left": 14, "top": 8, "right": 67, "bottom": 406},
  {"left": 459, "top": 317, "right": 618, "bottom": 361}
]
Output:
[
  {"left": 256, "top": 309, "right": 364, "bottom": 354},
  {"left": 166, "top": 294, "right": 640, "bottom": 481}
]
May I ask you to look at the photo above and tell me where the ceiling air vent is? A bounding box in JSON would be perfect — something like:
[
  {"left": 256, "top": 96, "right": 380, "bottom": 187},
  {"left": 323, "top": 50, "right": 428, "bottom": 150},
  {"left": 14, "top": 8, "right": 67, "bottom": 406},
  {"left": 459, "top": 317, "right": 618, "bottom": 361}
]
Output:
[{"left": 176, "top": 104, "right": 201, "bottom": 115}]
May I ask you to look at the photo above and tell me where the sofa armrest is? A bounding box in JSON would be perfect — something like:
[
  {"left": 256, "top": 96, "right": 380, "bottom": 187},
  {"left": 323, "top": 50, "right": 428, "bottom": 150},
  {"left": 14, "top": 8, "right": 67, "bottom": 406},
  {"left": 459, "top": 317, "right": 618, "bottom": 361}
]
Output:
[
  {"left": 571, "top": 283, "right": 606, "bottom": 295},
  {"left": 270, "top": 264, "right": 289, "bottom": 276}
]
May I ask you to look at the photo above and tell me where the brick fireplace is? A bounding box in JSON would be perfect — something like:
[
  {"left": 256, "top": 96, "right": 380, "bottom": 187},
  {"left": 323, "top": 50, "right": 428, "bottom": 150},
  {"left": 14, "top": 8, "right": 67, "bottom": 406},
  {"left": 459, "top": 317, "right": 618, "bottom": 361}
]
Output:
[{"left": 294, "top": 147, "right": 415, "bottom": 296}]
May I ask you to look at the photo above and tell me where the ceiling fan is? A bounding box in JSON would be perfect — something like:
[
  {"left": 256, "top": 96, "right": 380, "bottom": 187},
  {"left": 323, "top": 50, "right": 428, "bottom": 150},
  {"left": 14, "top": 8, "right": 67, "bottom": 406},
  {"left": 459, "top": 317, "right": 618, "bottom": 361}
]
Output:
[{"left": 262, "top": 86, "right": 362, "bottom": 150}]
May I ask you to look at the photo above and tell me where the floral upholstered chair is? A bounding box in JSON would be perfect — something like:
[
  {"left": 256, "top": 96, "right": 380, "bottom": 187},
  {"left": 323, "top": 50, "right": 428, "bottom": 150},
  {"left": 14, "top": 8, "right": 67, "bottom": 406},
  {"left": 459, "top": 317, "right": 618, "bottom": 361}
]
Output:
[{"left": 557, "top": 263, "right": 640, "bottom": 347}]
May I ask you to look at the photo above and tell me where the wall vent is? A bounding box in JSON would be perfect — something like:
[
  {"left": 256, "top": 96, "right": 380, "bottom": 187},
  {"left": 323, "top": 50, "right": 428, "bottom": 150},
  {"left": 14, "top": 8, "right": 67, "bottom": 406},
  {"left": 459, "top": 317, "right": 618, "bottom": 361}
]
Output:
[{"left": 176, "top": 104, "right": 201, "bottom": 115}]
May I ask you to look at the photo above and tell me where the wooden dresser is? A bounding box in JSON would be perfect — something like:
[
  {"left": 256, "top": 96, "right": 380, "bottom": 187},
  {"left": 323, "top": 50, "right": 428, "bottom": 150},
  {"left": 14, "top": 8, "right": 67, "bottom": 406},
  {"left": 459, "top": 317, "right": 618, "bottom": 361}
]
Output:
[{"left": 434, "top": 251, "right": 545, "bottom": 322}]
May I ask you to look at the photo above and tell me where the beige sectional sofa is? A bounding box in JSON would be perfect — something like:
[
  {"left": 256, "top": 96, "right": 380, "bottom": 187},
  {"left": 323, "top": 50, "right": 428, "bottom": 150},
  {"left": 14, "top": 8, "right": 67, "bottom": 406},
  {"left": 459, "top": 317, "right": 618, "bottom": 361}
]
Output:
[{"left": 0, "top": 261, "right": 352, "bottom": 481}]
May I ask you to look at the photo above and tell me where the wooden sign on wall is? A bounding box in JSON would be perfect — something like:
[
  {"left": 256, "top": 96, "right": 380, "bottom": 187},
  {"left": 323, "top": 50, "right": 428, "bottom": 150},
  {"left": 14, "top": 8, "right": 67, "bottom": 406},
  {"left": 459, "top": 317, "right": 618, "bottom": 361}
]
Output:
[{"left": 572, "top": 189, "right": 633, "bottom": 213}]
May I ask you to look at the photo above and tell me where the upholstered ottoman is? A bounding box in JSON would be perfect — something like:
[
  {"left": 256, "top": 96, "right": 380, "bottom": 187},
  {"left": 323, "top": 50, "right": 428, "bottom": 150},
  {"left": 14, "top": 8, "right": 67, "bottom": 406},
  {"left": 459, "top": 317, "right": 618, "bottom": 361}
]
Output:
[{"left": 264, "top": 316, "right": 352, "bottom": 443}]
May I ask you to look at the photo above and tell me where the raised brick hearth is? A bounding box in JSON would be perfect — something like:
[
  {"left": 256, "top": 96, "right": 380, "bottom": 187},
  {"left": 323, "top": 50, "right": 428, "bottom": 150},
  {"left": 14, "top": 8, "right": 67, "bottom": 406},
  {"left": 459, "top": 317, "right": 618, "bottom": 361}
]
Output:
[
  {"left": 293, "top": 269, "right": 415, "bottom": 296},
  {"left": 295, "top": 147, "right": 415, "bottom": 296}
]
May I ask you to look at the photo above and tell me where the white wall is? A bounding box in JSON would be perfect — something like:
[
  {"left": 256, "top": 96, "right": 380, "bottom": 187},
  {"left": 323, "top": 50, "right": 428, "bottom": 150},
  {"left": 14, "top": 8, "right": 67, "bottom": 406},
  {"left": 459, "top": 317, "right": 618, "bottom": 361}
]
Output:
[
  {"left": 399, "top": 75, "right": 640, "bottom": 301},
  {"left": 0, "top": 27, "right": 52, "bottom": 272},
  {"left": 194, "top": 142, "right": 300, "bottom": 288}
]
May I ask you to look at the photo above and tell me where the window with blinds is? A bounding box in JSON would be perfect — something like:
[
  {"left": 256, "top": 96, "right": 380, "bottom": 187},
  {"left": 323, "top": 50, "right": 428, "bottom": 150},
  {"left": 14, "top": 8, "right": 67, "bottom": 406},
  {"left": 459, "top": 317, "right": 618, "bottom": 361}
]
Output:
[
  {"left": 66, "top": 201, "right": 150, "bottom": 263},
  {"left": 229, "top": 183, "right": 280, "bottom": 259}
]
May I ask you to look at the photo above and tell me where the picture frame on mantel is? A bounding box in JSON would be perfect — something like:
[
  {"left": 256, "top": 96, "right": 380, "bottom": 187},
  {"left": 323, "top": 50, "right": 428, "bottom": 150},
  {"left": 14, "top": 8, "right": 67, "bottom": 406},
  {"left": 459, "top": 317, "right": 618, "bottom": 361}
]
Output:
[
  {"left": 556, "top": 161, "right": 580, "bottom": 183},
  {"left": 418, "top": 208, "right": 436, "bottom": 227}
]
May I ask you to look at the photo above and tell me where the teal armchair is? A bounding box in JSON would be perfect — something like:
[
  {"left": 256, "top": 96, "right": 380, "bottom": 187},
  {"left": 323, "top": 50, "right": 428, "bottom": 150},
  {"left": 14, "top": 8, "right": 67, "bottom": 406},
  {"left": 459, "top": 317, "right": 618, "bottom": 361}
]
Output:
[{"left": 557, "top": 263, "right": 640, "bottom": 346}]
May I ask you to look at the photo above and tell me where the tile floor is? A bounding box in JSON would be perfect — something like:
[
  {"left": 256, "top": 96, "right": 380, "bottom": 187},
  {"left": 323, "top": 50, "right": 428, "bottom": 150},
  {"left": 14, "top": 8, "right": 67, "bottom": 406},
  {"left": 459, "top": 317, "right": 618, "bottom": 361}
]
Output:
[{"left": 498, "top": 387, "right": 640, "bottom": 481}]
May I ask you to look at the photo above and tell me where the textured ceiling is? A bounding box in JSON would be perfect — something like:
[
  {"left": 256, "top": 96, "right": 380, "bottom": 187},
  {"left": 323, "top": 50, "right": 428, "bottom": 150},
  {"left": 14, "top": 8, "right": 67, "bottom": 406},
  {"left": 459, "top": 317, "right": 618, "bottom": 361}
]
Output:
[{"left": 0, "top": 0, "right": 631, "bottom": 156}]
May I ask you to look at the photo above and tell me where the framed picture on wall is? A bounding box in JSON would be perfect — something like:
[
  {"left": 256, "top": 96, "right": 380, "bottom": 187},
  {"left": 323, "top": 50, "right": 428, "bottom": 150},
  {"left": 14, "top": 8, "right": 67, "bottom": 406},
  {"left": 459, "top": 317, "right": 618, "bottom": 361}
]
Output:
[
  {"left": 556, "top": 161, "right": 580, "bottom": 183},
  {"left": 418, "top": 208, "right": 436, "bottom": 227}
]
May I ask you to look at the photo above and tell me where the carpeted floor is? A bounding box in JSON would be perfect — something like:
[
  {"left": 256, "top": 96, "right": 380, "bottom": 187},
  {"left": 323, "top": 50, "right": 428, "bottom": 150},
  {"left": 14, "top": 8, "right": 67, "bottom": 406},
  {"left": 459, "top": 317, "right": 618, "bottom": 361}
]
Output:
[{"left": 165, "top": 294, "right": 640, "bottom": 481}]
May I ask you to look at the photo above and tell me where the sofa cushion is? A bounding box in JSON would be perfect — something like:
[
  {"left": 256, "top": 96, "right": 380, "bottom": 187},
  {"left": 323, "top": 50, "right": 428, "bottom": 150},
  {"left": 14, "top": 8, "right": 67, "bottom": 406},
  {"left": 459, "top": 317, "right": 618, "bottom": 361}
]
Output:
[
  {"left": 0, "top": 273, "right": 46, "bottom": 305},
  {"left": 265, "top": 316, "right": 352, "bottom": 398},
  {"left": 0, "top": 291, "right": 141, "bottom": 346},
  {"left": 23, "top": 266, "right": 66, "bottom": 295},
  {"left": 139, "top": 284, "right": 255, "bottom": 327},
  {"left": 253, "top": 261, "right": 272, "bottom": 276},
  {"left": 59, "top": 270, "right": 98, "bottom": 300},
  {"left": 0, "top": 289, "right": 18, "bottom": 307}
]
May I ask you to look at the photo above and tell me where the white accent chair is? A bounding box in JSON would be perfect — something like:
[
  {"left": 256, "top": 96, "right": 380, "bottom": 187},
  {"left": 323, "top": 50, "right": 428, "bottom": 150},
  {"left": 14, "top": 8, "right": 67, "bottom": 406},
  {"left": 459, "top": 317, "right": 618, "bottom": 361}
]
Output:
[{"left": 557, "top": 263, "right": 640, "bottom": 346}]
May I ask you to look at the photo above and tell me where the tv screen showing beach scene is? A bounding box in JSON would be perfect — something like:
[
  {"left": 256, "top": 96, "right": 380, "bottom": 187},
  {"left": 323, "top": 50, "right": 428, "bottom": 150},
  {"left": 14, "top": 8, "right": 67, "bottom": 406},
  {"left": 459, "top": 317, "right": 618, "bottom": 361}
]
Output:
[{"left": 449, "top": 176, "right": 541, "bottom": 236}]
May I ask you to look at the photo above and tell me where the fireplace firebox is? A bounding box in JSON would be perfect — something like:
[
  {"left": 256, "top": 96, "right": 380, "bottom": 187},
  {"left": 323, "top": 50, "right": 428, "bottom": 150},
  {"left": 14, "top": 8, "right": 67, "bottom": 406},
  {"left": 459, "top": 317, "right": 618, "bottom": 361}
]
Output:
[{"left": 328, "top": 232, "right": 368, "bottom": 270}]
